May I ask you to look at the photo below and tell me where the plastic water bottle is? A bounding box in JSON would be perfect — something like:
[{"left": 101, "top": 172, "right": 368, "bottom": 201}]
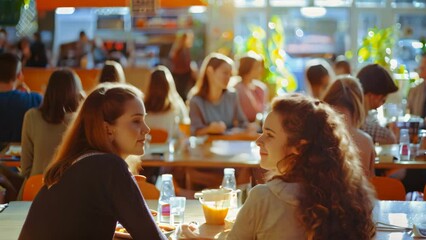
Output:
[
  {"left": 158, "top": 174, "right": 175, "bottom": 223},
  {"left": 222, "top": 168, "right": 237, "bottom": 190},
  {"left": 222, "top": 168, "right": 238, "bottom": 220},
  {"left": 399, "top": 128, "right": 411, "bottom": 161}
]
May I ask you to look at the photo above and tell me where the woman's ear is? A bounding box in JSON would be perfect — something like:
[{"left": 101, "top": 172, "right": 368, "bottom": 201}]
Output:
[
  {"left": 294, "top": 139, "right": 308, "bottom": 155},
  {"left": 104, "top": 122, "right": 115, "bottom": 142}
]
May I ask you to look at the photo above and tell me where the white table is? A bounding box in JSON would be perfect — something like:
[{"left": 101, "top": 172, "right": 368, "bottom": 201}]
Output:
[{"left": 1, "top": 200, "right": 425, "bottom": 240}]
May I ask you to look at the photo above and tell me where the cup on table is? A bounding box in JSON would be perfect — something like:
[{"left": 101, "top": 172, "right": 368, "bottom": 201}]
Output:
[
  {"left": 169, "top": 196, "right": 186, "bottom": 225},
  {"left": 194, "top": 188, "right": 232, "bottom": 225}
]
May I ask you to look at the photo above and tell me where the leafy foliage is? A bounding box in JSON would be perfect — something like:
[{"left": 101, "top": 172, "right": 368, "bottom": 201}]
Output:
[
  {"left": 357, "top": 26, "right": 395, "bottom": 70},
  {"left": 235, "top": 15, "right": 298, "bottom": 94}
]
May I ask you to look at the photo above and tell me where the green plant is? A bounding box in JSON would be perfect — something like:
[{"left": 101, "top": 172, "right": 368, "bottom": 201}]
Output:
[
  {"left": 234, "top": 15, "right": 297, "bottom": 94},
  {"left": 357, "top": 26, "right": 395, "bottom": 70}
]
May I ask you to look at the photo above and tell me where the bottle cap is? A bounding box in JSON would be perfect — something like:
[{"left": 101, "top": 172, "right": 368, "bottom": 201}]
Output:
[
  {"left": 162, "top": 174, "right": 172, "bottom": 181},
  {"left": 224, "top": 168, "right": 235, "bottom": 174}
]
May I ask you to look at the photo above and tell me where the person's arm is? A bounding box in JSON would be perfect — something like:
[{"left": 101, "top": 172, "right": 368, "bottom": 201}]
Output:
[
  {"left": 20, "top": 110, "right": 34, "bottom": 179},
  {"left": 189, "top": 97, "right": 225, "bottom": 135},
  {"left": 227, "top": 186, "right": 260, "bottom": 240},
  {"left": 108, "top": 156, "right": 167, "bottom": 240},
  {"left": 232, "top": 93, "right": 249, "bottom": 129}
]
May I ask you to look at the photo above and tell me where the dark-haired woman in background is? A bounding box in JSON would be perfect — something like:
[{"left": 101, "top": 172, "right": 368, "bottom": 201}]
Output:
[
  {"left": 304, "top": 59, "right": 333, "bottom": 99},
  {"left": 144, "top": 65, "right": 188, "bottom": 137},
  {"left": 98, "top": 60, "right": 126, "bottom": 83},
  {"left": 20, "top": 69, "right": 84, "bottom": 183}
]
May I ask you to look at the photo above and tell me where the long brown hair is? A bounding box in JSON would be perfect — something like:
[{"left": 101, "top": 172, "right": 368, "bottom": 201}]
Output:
[
  {"left": 193, "top": 52, "right": 233, "bottom": 99},
  {"left": 39, "top": 69, "right": 84, "bottom": 124},
  {"left": 323, "top": 75, "right": 365, "bottom": 128},
  {"left": 98, "top": 60, "right": 126, "bottom": 83},
  {"left": 271, "top": 94, "right": 375, "bottom": 240},
  {"left": 144, "top": 65, "right": 174, "bottom": 113},
  {"left": 44, "top": 83, "right": 143, "bottom": 186}
]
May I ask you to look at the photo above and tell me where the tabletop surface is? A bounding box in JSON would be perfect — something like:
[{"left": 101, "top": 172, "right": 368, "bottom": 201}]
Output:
[
  {"left": 3, "top": 142, "right": 426, "bottom": 169},
  {"left": 1, "top": 200, "right": 425, "bottom": 240}
]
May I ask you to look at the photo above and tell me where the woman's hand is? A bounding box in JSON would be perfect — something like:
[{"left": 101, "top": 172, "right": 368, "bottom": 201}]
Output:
[{"left": 208, "top": 121, "right": 226, "bottom": 134}]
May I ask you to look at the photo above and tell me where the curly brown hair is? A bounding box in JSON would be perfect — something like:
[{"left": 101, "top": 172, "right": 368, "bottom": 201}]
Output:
[{"left": 271, "top": 94, "right": 376, "bottom": 240}]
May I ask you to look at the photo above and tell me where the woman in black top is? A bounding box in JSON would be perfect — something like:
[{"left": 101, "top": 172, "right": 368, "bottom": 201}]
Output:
[{"left": 19, "top": 83, "right": 167, "bottom": 240}]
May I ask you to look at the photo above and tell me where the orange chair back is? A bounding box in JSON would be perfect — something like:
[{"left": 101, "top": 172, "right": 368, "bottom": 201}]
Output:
[
  {"left": 149, "top": 129, "right": 169, "bottom": 144},
  {"left": 134, "top": 175, "right": 160, "bottom": 199},
  {"left": 370, "top": 176, "right": 406, "bottom": 201},
  {"left": 22, "top": 174, "right": 44, "bottom": 201}
]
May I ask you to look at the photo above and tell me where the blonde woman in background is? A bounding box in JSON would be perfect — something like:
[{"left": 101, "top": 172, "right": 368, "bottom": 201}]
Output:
[{"left": 323, "top": 75, "right": 375, "bottom": 177}]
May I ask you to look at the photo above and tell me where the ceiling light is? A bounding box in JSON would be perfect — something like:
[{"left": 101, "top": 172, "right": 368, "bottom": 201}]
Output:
[
  {"left": 55, "top": 7, "right": 75, "bottom": 15},
  {"left": 300, "top": 6, "right": 326, "bottom": 18},
  {"left": 189, "top": 6, "right": 207, "bottom": 14}
]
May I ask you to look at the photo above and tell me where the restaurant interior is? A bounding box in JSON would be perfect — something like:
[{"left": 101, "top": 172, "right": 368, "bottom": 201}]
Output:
[{"left": 1, "top": 0, "right": 426, "bottom": 239}]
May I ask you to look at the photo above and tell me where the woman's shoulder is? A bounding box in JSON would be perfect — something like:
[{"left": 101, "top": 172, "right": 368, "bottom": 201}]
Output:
[
  {"left": 25, "top": 108, "right": 41, "bottom": 117},
  {"left": 252, "top": 79, "right": 267, "bottom": 89},
  {"left": 354, "top": 129, "right": 374, "bottom": 146},
  {"left": 78, "top": 152, "right": 125, "bottom": 168}
]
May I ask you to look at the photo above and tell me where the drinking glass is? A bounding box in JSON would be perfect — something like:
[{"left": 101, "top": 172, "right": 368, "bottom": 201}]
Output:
[{"left": 169, "top": 196, "right": 186, "bottom": 225}]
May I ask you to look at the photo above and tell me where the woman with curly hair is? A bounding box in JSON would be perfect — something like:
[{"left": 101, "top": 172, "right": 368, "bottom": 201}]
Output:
[{"left": 227, "top": 94, "right": 376, "bottom": 240}]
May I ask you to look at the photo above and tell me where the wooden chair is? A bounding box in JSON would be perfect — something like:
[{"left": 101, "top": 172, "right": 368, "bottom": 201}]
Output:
[
  {"left": 134, "top": 175, "right": 160, "bottom": 200},
  {"left": 22, "top": 174, "right": 44, "bottom": 201},
  {"left": 370, "top": 176, "right": 406, "bottom": 201},
  {"left": 149, "top": 129, "right": 169, "bottom": 144},
  {"left": 423, "top": 185, "right": 426, "bottom": 201}
]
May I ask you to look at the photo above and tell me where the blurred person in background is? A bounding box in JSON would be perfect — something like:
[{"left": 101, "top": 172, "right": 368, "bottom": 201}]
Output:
[
  {"left": 304, "top": 59, "right": 333, "bottom": 99},
  {"left": 228, "top": 94, "right": 375, "bottom": 240},
  {"left": 0, "top": 28, "right": 10, "bottom": 54},
  {"left": 169, "top": 31, "right": 196, "bottom": 102},
  {"left": 141, "top": 65, "right": 188, "bottom": 184},
  {"left": 19, "top": 83, "right": 167, "bottom": 240},
  {"left": 19, "top": 69, "right": 85, "bottom": 198},
  {"left": 357, "top": 64, "right": 398, "bottom": 144},
  {"left": 333, "top": 56, "right": 352, "bottom": 76},
  {"left": 407, "top": 53, "right": 426, "bottom": 117},
  {"left": 231, "top": 52, "right": 268, "bottom": 123},
  {"left": 27, "top": 32, "right": 48, "bottom": 68},
  {"left": 144, "top": 65, "right": 188, "bottom": 138},
  {"left": 98, "top": 60, "right": 126, "bottom": 84},
  {"left": 189, "top": 52, "right": 254, "bottom": 136},
  {"left": 0, "top": 53, "right": 42, "bottom": 142},
  {"left": 16, "top": 37, "right": 31, "bottom": 66},
  {"left": 323, "top": 76, "right": 375, "bottom": 177}
]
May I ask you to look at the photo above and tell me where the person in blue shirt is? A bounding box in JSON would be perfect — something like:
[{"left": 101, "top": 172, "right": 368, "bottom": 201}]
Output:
[{"left": 0, "top": 53, "right": 42, "bottom": 142}]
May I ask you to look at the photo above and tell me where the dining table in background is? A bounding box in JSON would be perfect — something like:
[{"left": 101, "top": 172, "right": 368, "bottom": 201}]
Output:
[
  {"left": 375, "top": 144, "right": 426, "bottom": 169},
  {"left": 136, "top": 138, "right": 261, "bottom": 168},
  {"left": 0, "top": 200, "right": 425, "bottom": 240}
]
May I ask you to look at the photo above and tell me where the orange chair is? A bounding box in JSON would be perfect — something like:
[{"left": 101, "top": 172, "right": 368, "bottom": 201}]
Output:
[
  {"left": 370, "top": 176, "right": 406, "bottom": 201},
  {"left": 22, "top": 174, "right": 44, "bottom": 201},
  {"left": 149, "top": 129, "right": 169, "bottom": 144},
  {"left": 134, "top": 175, "right": 160, "bottom": 199}
]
